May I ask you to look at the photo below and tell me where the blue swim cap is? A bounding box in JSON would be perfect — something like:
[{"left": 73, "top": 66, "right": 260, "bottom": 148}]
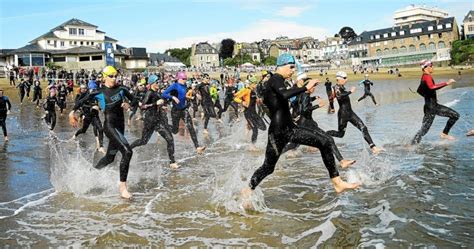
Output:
[
  {"left": 148, "top": 74, "right": 158, "bottom": 84},
  {"left": 276, "top": 53, "right": 296, "bottom": 67}
]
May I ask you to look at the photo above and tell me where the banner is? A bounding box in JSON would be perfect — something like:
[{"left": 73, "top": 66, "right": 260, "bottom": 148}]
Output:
[{"left": 105, "top": 42, "right": 115, "bottom": 66}]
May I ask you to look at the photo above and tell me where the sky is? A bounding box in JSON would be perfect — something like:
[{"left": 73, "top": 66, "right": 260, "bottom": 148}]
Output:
[{"left": 0, "top": 0, "right": 472, "bottom": 52}]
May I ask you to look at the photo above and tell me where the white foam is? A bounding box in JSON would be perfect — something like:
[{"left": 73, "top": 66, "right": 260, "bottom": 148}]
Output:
[{"left": 443, "top": 99, "right": 459, "bottom": 108}]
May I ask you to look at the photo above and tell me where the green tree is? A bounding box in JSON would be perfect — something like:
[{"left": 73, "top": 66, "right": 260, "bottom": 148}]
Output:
[
  {"left": 164, "top": 48, "right": 192, "bottom": 67},
  {"left": 450, "top": 39, "right": 474, "bottom": 65},
  {"left": 262, "top": 56, "right": 277, "bottom": 66}
]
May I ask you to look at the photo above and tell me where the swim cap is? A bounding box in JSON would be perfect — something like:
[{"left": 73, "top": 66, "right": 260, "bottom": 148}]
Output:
[
  {"left": 148, "top": 74, "right": 158, "bottom": 84},
  {"left": 102, "top": 66, "right": 117, "bottom": 78},
  {"left": 336, "top": 71, "right": 347, "bottom": 79},
  {"left": 420, "top": 60, "right": 432, "bottom": 69},
  {"left": 276, "top": 53, "right": 296, "bottom": 67},
  {"left": 176, "top": 71, "right": 187, "bottom": 80}
]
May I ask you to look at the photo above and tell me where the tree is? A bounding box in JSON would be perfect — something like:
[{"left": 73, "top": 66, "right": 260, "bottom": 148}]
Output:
[
  {"left": 263, "top": 56, "right": 277, "bottom": 66},
  {"left": 220, "top": 39, "right": 236, "bottom": 60},
  {"left": 450, "top": 39, "right": 474, "bottom": 65},
  {"left": 339, "top": 26, "right": 357, "bottom": 42},
  {"left": 164, "top": 48, "right": 192, "bottom": 67}
]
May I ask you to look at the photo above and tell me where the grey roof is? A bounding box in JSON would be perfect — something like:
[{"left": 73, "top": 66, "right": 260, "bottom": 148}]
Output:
[
  {"left": 116, "top": 44, "right": 127, "bottom": 50},
  {"left": 347, "top": 31, "right": 371, "bottom": 46},
  {"left": 8, "top": 44, "right": 49, "bottom": 54},
  {"left": 55, "top": 18, "right": 98, "bottom": 29},
  {"left": 50, "top": 46, "right": 103, "bottom": 55},
  {"left": 194, "top": 42, "right": 218, "bottom": 54},
  {"left": 464, "top": 11, "right": 474, "bottom": 22},
  {"left": 149, "top": 53, "right": 181, "bottom": 63},
  {"left": 104, "top": 35, "right": 118, "bottom": 42},
  {"left": 126, "top": 47, "right": 148, "bottom": 59},
  {"left": 0, "top": 49, "right": 14, "bottom": 55},
  {"left": 349, "top": 17, "right": 455, "bottom": 45}
]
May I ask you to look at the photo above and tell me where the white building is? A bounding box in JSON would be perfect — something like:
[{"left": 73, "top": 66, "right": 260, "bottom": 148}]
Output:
[
  {"left": 301, "top": 40, "right": 323, "bottom": 63},
  {"left": 322, "top": 37, "right": 348, "bottom": 60},
  {"left": 463, "top": 10, "right": 474, "bottom": 39},
  {"left": 3, "top": 18, "right": 147, "bottom": 70},
  {"left": 233, "top": 42, "right": 261, "bottom": 62},
  {"left": 394, "top": 5, "right": 449, "bottom": 26},
  {"left": 190, "top": 42, "right": 219, "bottom": 68}
]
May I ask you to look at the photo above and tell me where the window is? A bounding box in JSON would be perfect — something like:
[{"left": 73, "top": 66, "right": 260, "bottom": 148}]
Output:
[
  {"left": 392, "top": 47, "right": 398, "bottom": 54},
  {"left": 419, "top": 43, "right": 426, "bottom": 51},
  {"left": 86, "top": 42, "right": 89, "bottom": 45},
  {"left": 437, "top": 24, "right": 443, "bottom": 29},
  {"left": 47, "top": 40, "right": 51, "bottom": 44},
  {"left": 69, "top": 28, "right": 77, "bottom": 35},
  {"left": 375, "top": 42, "right": 380, "bottom": 47},
  {"left": 370, "top": 35, "right": 374, "bottom": 40},
  {"left": 91, "top": 55, "right": 103, "bottom": 61},
  {"left": 446, "top": 23, "right": 452, "bottom": 28},
  {"left": 384, "top": 48, "right": 390, "bottom": 54},
  {"left": 54, "top": 57, "right": 66, "bottom": 62},
  {"left": 438, "top": 41, "right": 446, "bottom": 48},
  {"left": 375, "top": 34, "right": 380, "bottom": 39},
  {"left": 391, "top": 32, "right": 396, "bottom": 36},
  {"left": 79, "top": 56, "right": 90, "bottom": 62},
  {"left": 74, "top": 41, "right": 77, "bottom": 45},
  {"left": 383, "top": 33, "right": 388, "bottom": 38},
  {"left": 428, "top": 26, "right": 434, "bottom": 31},
  {"left": 79, "top": 28, "right": 84, "bottom": 35},
  {"left": 60, "top": 41, "right": 64, "bottom": 47},
  {"left": 18, "top": 55, "right": 31, "bottom": 66},
  {"left": 91, "top": 42, "right": 94, "bottom": 45},
  {"left": 400, "top": 46, "right": 407, "bottom": 53},
  {"left": 469, "top": 25, "right": 474, "bottom": 32},
  {"left": 69, "top": 41, "right": 73, "bottom": 45},
  {"left": 80, "top": 41, "right": 83, "bottom": 45},
  {"left": 376, "top": 49, "right": 382, "bottom": 56},
  {"left": 428, "top": 34, "right": 434, "bottom": 39},
  {"left": 429, "top": 42, "right": 436, "bottom": 50},
  {"left": 438, "top": 33, "right": 443, "bottom": 38},
  {"left": 410, "top": 28, "right": 422, "bottom": 33},
  {"left": 31, "top": 54, "right": 44, "bottom": 66},
  {"left": 409, "top": 44, "right": 416, "bottom": 52},
  {"left": 400, "top": 30, "right": 405, "bottom": 35}
]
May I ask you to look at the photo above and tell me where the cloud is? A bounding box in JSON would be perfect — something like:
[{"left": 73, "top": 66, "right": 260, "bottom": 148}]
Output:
[
  {"left": 135, "top": 19, "right": 329, "bottom": 52},
  {"left": 276, "top": 6, "right": 310, "bottom": 17}
]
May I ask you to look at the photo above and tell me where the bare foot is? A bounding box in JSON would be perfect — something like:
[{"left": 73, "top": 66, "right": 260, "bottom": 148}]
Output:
[
  {"left": 169, "top": 163, "right": 179, "bottom": 169},
  {"left": 340, "top": 159, "right": 356, "bottom": 169},
  {"left": 371, "top": 146, "right": 384, "bottom": 154},
  {"left": 467, "top": 129, "right": 474, "bottom": 136},
  {"left": 331, "top": 176, "right": 360, "bottom": 193},
  {"left": 4, "top": 136, "right": 9, "bottom": 142},
  {"left": 248, "top": 144, "right": 260, "bottom": 152},
  {"left": 240, "top": 187, "right": 254, "bottom": 210},
  {"left": 98, "top": 147, "right": 106, "bottom": 154},
  {"left": 217, "top": 119, "right": 224, "bottom": 124},
  {"left": 196, "top": 146, "right": 206, "bottom": 155},
  {"left": 304, "top": 146, "right": 319, "bottom": 153},
  {"left": 203, "top": 129, "right": 209, "bottom": 135},
  {"left": 119, "top": 182, "right": 132, "bottom": 200},
  {"left": 440, "top": 133, "right": 455, "bottom": 140}
]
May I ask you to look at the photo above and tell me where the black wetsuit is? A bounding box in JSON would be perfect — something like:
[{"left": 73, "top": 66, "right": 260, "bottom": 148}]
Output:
[
  {"left": 129, "top": 88, "right": 147, "bottom": 121},
  {"left": 244, "top": 88, "right": 266, "bottom": 144},
  {"left": 0, "top": 96, "right": 12, "bottom": 137},
  {"left": 57, "top": 85, "right": 68, "bottom": 113},
  {"left": 283, "top": 92, "right": 344, "bottom": 161},
  {"left": 197, "top": 83, "right": 217, "bottom": 129},
  {"left": 17, "top": 81, "right": 28, "bottom": 103},
  {"left": 189, "top": 88, "right": 200, "bottom": 119},
  {"left": 73, "top": 91, "right": 104, "bottom": 147},
  {"left": 43, "top": 96, "right": 59, "bottom": 130},
  {"left": 74, "top": 85, "right": 136, "bottom": 182},
  {"left": 249, "top": 74, "right": 340, "bottom": 190},
  {"left": 412, "top": 74, "right": 459, "bottom": 144},
  {"left": 130, "top": 89, "right": 175, "bottom": 164},
  {"left": 221, "top": 84, "right": 239, "bottom": 118},
  {"left": 32, "top": 82, "right": 42, "bottom": 106},
  {"left": 357, "top": 80, "right": 377, "bottom": 105},
  {"left": 9, "top": 71, "right": 15, "bottom": 86},
  {"left": 324, "top": 80, "right": 335, "bottom": 111},
  {"left": 326, "top": 84, "right": 376, "bottom": 148}
]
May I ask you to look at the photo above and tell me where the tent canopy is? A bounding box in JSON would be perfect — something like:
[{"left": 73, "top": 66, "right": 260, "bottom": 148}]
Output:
[{"left": 241, "top": 62, "right": 255, "bottom": 67}]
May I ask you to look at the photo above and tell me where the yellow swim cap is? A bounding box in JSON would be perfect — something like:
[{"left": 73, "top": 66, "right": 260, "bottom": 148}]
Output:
[{"left": 102, "top": 66, "right": 117, "bottom": 78}]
